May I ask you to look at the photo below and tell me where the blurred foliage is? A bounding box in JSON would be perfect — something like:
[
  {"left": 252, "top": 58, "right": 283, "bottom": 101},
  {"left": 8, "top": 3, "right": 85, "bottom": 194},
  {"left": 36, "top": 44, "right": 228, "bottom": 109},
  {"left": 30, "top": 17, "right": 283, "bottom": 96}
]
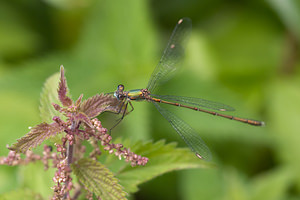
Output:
[{"left": 0, "top": 0, "right": 300, "bottom": 199}]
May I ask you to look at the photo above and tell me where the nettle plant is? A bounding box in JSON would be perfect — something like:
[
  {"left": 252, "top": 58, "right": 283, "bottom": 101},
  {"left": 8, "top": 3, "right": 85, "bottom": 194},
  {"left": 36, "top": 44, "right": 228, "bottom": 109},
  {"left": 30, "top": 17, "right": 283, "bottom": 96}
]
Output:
[{"left": 0, "top": 66, "right": 209, "bottom": 200}]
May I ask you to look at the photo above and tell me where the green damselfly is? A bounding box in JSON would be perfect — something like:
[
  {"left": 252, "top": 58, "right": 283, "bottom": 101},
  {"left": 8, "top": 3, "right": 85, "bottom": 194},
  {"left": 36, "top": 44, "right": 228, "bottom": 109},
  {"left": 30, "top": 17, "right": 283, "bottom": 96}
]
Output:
[{"left": 113, "top": 18, "right": 264, "bottom": 160}]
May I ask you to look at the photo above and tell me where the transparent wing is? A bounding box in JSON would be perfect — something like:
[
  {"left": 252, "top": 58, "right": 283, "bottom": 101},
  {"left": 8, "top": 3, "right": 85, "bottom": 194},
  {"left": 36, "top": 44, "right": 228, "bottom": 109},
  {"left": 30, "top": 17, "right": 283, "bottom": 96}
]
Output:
[
  {"left": 151, "top": 94, "right": 235, "bottom": 111},
  {"left": 153, "top": 102, "right": 212, "bottom": 160},
  {"left": 146, "top": 18, "right": 192, "bottom": 93}
]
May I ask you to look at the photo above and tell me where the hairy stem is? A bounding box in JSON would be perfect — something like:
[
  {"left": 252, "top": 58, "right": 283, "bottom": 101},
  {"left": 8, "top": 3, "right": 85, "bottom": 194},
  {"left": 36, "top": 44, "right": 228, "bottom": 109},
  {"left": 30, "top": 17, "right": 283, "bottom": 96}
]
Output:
[
  {"left": 63, "top": 121, "right": 76, "bottom": 200},
  {"left": 67, "top": 121, "right": 76, "bottom": 166},
  {"left": 67, "top": 144, "right": 74, "bottom": 166}
]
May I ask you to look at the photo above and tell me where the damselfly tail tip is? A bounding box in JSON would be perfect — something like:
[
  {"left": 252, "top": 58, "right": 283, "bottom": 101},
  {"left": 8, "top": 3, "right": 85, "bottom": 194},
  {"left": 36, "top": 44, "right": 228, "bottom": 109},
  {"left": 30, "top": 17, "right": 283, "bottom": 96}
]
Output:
[{"left": 250, "top": 120, "right": 265, "bottom": 126}]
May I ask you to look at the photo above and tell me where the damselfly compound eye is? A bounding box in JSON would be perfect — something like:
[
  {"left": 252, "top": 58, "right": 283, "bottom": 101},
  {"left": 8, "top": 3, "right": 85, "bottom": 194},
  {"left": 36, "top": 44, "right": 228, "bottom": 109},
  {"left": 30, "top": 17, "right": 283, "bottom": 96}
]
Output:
[{"left": 117, "top": 84, "right": 124, "bottom": 92}]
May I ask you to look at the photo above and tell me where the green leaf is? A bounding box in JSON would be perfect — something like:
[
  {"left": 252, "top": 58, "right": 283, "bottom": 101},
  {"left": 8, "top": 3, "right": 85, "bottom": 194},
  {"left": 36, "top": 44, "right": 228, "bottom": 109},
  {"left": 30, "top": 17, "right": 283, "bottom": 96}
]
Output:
[
  {"left": 72, "top": 158, "right": 127, "bottom": 200},
  {"left": 39, "top": 72, "right": 65, "bottom": 124},
  {"left": 109, "top": 140, "right": 214, "bottom": 193}
]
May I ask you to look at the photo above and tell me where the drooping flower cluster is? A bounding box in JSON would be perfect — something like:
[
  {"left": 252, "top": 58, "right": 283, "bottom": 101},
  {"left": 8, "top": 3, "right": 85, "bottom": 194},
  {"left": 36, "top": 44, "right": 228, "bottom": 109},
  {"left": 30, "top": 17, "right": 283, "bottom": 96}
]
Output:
[
  {"left": 52, "top": 159, "right": 73, "bottom": 200},
  {"left": 0, "top": 145, "right": 56, "bottom": 168},
  {"left": 90, "top": 118, "right": 149, "bottom": 167}
]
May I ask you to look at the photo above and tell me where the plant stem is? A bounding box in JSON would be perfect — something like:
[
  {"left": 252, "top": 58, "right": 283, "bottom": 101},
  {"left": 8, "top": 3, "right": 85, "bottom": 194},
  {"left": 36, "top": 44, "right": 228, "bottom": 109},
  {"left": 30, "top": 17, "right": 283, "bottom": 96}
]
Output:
[
  {"left": 63, "top": 121, "right": 76, "bottom": 200},
  {"left": 67, "top": 121, "right": 76, "bottom": 166},
  {"left": 67, "top": 143, "right": 74, "bottom": 166}
]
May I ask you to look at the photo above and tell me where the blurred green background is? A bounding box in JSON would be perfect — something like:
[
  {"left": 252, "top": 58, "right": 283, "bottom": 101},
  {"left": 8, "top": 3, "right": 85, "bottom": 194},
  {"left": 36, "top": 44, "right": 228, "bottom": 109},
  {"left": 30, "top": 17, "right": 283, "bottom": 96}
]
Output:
[{"left": 1, "top": 0, "right": 300, "bottom": 199}]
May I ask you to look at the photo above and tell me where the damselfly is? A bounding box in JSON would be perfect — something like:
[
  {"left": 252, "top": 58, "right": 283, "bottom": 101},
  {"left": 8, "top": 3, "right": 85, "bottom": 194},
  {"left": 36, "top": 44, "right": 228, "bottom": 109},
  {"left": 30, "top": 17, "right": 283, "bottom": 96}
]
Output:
[{"left": 113, "top": 18, "right": 264, "bottom": 160}]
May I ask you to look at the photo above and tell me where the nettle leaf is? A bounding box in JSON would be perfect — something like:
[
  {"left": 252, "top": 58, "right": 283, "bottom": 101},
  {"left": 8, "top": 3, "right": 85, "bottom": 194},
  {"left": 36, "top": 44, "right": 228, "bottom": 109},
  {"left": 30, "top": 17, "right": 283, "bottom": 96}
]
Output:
[
  {"left": 58, "top": 65, "right": 73, "bottom": 107},
  {"left": 40, "top": 72, "right": 66, "bottom": 123},
  {"left": 79, "top": 94, "right": 124, "bottom": 118},
  {"left": 110, "top": 140, "right": 214, "bottom": 193},
  {"left": 74, "top": 112, "right": 93, "bottom": 128},
  {"left": 8, "top": 122, "right": 64, "bottom": 153},
  {"left": 72, "top": 158, "right": 127, "bottom": 200},
  {"left": 75, "top": 94, "right": 83, "bottom": 107}
]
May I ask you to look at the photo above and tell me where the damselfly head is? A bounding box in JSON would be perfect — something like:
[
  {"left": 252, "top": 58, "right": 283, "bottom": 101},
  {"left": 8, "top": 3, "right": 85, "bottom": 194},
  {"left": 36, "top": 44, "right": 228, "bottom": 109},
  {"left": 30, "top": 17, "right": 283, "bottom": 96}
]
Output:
[
  {"left": 114, "top": 84, "right": 125, "bottom": 100},
  {"left": 117, "top": 84, "right": 125, "bottom": 92}
]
